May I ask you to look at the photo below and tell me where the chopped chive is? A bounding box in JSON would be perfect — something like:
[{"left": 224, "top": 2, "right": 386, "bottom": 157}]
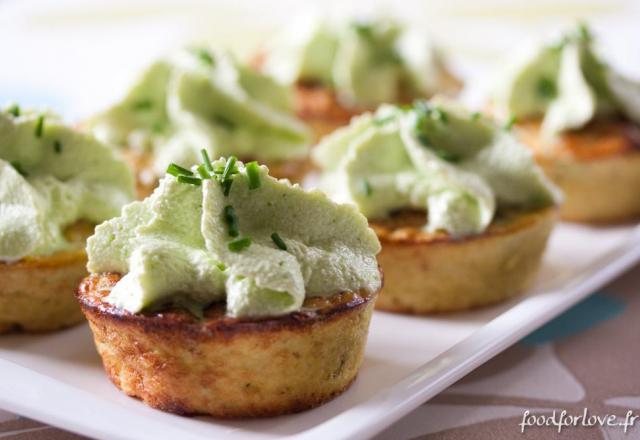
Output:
[
  {"left": 216, "top": 262, "right": 226, "bottom": 271},
  {"left": 471, "top": 111, "right": 481, "bottom": 121},
  {"left": 432, "top": 106, "right": 448, "bottom": 124},
  {"left": 177, "top": 175, "right": 202, "bottom": 185},
  {"left": 151, "top": 121, "right": 165, "bottom": 134},
  {"left": 213, "top": 114, "right": 235, "bottom": 130},
  {"left": 271, "top": 232, "right": 287, "bottom": 250},
  {"left": 223, "top": 205, "right": 240, "bottom": 238},
  {"left": 10, "top": 161, "right": 28, "bottom": 177},
  {"left": 166, "top": 163, "right": 194, "bottom": 177},
  {"left": 34, "top": 114, "right": 45, "bottom": 138},
  {"left": 7, "top": 104, "right": 20, "bottom": 117},
  {"left": 222, "top": 179, "right": 233, "bottom": 196},
  {"left": 504, "top": 114, "right": 516, "bottom": 131},
  {"left": 197, "top": 164, "right": 211, "bottom": 179},
  {"left": 228, "top": 236, "right": 251, "bottom": 252},
  {"left": 222, "top": 156, "right": 237, "bottom": 182},
  {"left": 360, "top": 179, "right": 373, "bottom": 197},
  {"left": 416, "top": 132, "right": 430, "bottom": 147},
  {"left": 246, "top": 161, "right": 261, "bottom": 190},
  {"left": 536, "top": 77, "right": 557, "bottom": 99},
  {"left": 53, "top": 140, "right": 63, "bottom": 153},
  {"left": 434, "top": 149, "right": 461, "bottom": 163},
  {"left": 132, "top": 99, "right": 153, "bottom": 111},
  {"left": 200, "top": 148, "right": 214, "bottom": 174},
  {"left": 576, "top": 22, "right": 592, "bottom": 42},
  {"left": 373, "top": 115, "right": 394, "bottom": 126},
  {"left": 192, "top": 48, "right": 215, "bottom": 66}
]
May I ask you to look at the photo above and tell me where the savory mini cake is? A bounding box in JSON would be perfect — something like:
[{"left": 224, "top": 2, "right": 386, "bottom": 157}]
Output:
[
  {"left": 493, "top": 24, "right": 640, "bottom": 223},
  {"left": 0, "top": 105, "right": 135, "bottom": 333},
  {"left": 313, "top": 100, "right": 561, "bottom": 314},
  {"left": 257, "top": 17, "right": 461, "bottom": 139},
  {"left": 89, "top": 47, "right": 312, "bottom": 197},
  {"left": 77, "top": 156, "right": 381, "bottom": 417}
]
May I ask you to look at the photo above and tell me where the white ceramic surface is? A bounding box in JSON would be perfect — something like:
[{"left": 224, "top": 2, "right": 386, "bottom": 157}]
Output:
[{"left": 1, "top": 222, "right": 639, "bottom": 440}]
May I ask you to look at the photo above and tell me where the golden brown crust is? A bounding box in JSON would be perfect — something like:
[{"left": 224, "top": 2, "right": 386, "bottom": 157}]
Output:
[
  {"left": 0, "top": 222, "right": 93, "bottom": 333},
  {"left": 77, "top": 273, "right": 378, "bottom": 417},
  {"left": 371, "top": 207, "right": 557, "bottom": 314},
  {"left": 516, "top": 119, "right": 640, "bottom": 223}
]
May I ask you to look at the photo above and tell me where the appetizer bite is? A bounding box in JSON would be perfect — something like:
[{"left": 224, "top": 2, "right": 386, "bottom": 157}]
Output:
[
  {"left": 77, "top": 156, "right": 381, "bottom": 417},
  {"left": 0, "top": 105, "right": 135, "bottom": 333},
  {"left": 89, "top": 47, "right": 312, "bottom": 197},
  {"left": 493, "top": 24, "right": 640, "bottom": 223},
  {"left": 257, "top": 17, "right": 461, "bottom": 138},
  {"left": 313, "top": 100, "right": 561, "bottom": 314}
]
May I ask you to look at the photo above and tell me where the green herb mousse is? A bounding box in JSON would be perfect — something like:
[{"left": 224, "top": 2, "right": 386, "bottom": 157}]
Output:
[
  {"left": 263, "top": 17, "right": 455, "bottom": 108},
  {"left": 0, "top": 106, "right": 135, "bottom": 261},
  {"left": 86, "top": 156, "right": 381, "bottom": 318},
  {"left": 90, "top": 48, "right": 311, "bottom": 175},
  {"left": 313, "top": 100, "right": 561, "bottom": 238},
  {"left": 495, "top": 23, "right": 640, "bottom": 135}
]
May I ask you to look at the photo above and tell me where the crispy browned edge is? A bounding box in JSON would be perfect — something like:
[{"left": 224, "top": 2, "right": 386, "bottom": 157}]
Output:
[
  {"left": 76, "top": 273, "right": 377, "bottom": 343},
  {"left": 371, "top": 206, "right": 557, "bottom": 247},
  {"left": 515, "top": 119, "right": 640, "bottom": 224},
  {"left": 370, "top": 206, "right": 557, "bottom": 314}
]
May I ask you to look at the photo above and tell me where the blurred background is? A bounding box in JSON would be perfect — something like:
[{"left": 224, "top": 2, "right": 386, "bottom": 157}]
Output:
[{"left": 0, "top": 0, "right": 638, "bottom": 120}]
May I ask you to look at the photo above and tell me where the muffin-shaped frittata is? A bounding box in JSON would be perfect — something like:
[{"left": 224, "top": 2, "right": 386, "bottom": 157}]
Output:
[
  {"left": 313, "top": 99, "right": 561, "bottom": 313},
  {"left": 0, "top": 105, "right": 135, "bottom": 333},
  {"left": 77, "top": 156, "right": 381, "bottom": 417},
  {"left": 493, "top": 24, "right": 640, "bottom": 223},
  {"left": 257, "top": 17, "right": 461, "bottom": 139},
  {"left": 89, "top": 47, "right": 312, "bottom": 197}
]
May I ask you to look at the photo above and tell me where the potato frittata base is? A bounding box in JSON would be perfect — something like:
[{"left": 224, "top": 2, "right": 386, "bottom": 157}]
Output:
[
  {"left": 370, "top": 207, "right": 556, "bottom": 314},
  {"left": 517, "top": 119, "right": 640, "bottom": 223},
  {"left": 0, "top": 249, "right": 87, "bottom": 334},
  {"left": 77, "top": 273, "right": 377, "bottom": 418}
]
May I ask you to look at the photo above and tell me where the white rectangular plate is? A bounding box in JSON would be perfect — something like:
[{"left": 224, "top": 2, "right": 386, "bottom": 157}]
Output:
[{"left": 1, "top": 222, "right": 639, "bottom": 440}]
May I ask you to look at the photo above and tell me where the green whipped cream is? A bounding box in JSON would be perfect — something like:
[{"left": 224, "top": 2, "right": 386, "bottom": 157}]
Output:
[
  {"left": 313, "top": 100, "right": 561, "bottom": 237},
  {"left": 263, "top": 17, "right": 456, "bottom": 108},
  {"left": 495, "top": 23, "right": 640, "bottom": 135},
  {"left": 90, "top": 48, "right": 311, "bottom": 175},
  {"left": 87, "top": 157, "right": 381, "bottom": 318},
  {"left": 0, "top": 106, "right": 135, "bottom": 261}
]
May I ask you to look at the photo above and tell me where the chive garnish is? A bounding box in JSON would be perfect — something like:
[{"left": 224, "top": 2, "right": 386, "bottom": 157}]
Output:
[
  {"left": 197, "top": 164, "right": 211, "bottom": 179},
  {"left": 504, "top": 114, "right": 516, "bottom": 131},
  {"left": 373, "top": 114, "right": 394, "bottom": 126},
  {"left": 222, "top": 156, "right": 237, "bottom": 182},
  {"left": 10, "top": 161, "right": 28, "bottom": 177},
  {"left": 220, "top": 156, "right": 238, "bottom": 196},
  {"left": 213, "top": 115, "right": 235, "bottom": 130},
  {"left": 53, "top": 140, "right": 63, "bottom": 154},
  {"left": 471, "top": 112, "right": 481, "bottom": 121},
  {"left": 432, "top": 106, "right": 448, "bottom": 124},
  {"left": 536, "top": 77, "right": 557, "bottom": 99},
  {"left": 271, "top": 232, "right": 287, "bottom": 250},
  {"left": 434, "top": 149, "right": 461, "bottom": 163},
  {"left": 192, "top": 48, "right": 215, "bottom": 66},
  {"left": 223, "top": 205, "right": 240, "bottom": 238},
  {"left": 177, "top": 175, "right": 202, "bottom": 185},
  {"left": 246, "top": 161, "right": 261, "bottom": 190},
  {"left": 200, "top": 149, "right": 214, "bottom": 174},
  {"left": 132, "top": 99, "right": 153, "bottom": 111},
  {"left": 7, "top": 104, "right": 19, "bottom": 117},
  {"left": 34, "top": 114, "right": 45, "bottom": 138},
  {"left": 228, "top": 236, "right": 251, "bottom": 252},
  {"left": 166, "top": 163, "right": 194, "bottom": 177},
  {"left": 216, "top": 262, "right": 226, "bottom": 271},
  {"left": 360, "top": 179, "right": 373, "bottom": 197}
]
